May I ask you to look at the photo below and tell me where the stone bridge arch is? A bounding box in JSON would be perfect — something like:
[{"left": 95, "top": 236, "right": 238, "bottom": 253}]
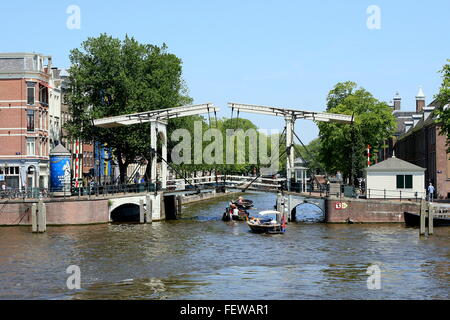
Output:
[
  {"left": 108, "top": 194, "right": 162, "bottom": 222},
  {"left": 277, "top": 194, "right": 326, "bottom": 222}
]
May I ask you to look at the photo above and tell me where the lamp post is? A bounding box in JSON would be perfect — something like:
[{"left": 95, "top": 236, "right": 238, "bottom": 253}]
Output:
[{"left": 95, "top": 159, "right": 100, "bottom": 185}]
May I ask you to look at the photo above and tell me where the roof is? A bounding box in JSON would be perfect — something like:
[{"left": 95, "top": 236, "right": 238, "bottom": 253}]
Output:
[
  {"left": 365, "top": 156, "right": 426, "bottom": 173},
  {"left": 398, "top": 113, "right": 437, "bottom": 140},
  {"left": 50, "top": 143, "right": 71, "bottom": 154}
]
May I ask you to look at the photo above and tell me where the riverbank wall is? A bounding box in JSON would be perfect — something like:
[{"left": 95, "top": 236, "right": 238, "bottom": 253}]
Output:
[
  {"left": 325, "top": 197, "right": 421, "bottom": 223},
  {"left": 0, "top": 198, "right": 109, "bottom": 226},
  {"left": 0, "top": 189, "right": 238, "bottom": 226}
]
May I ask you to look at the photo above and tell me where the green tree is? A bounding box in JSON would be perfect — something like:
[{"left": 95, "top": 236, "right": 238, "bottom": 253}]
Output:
[
  {"left": 65, "top": 34, "right": 191, "bottom": 183},
  {"left": 318, "top": 82, "right": 396, "bottom": 185},
  {"left": 434, "top": 60, "right": 450, "bottom": 152},
  {"left": 296, "top": 138, "right": 324, "bottom": 175}
]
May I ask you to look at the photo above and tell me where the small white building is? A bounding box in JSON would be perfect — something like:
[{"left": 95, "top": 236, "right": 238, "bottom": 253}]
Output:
[
  {"left": 365, "top": 155, "right": 426, "bottom": 199},
  {"left": 293, "top": 157, "right": 308, "bottom": 193}
]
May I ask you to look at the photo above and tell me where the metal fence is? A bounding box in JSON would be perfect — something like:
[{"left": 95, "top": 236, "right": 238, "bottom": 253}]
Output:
[{"left": 0, "top": 182, "right": 159, "bottom": 200}]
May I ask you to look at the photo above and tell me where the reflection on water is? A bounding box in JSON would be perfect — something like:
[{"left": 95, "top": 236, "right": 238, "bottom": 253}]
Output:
[{"left": 0, "top": 192, "right": 449, "bottom": 300}]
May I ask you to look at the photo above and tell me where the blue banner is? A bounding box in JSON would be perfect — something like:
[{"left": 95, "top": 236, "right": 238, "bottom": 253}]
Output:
[{"left": 50, "top": 155, "right": 71, "bottom": 192}]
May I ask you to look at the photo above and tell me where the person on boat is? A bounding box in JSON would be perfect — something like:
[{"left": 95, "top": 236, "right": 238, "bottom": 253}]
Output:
[
  {"left": 230, "top": 204, "right": 239, "bottom": 217},
  {"left": 281, "top": 216, "right": 287, "bottom": 232}
]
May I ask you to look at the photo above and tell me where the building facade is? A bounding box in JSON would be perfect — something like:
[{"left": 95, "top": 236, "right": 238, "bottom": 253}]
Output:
[
  {"left": 0, "top": 53, "right": 53, "bottom": 190},
  {"left": 395, "top": 98, "right": 450, "bottom": 200}
]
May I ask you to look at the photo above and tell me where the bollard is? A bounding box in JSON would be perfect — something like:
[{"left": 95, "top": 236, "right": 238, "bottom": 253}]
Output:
[
  {"left": 420, "top": 203, "right": 426, "bottom": 236},
  {"left": 145, "top": 195, "right": 153, "bottom": 223},
  {"left": 139, "top": 199, "right": 145, "bottom": 224},
  {"left": 31, "top": 203, "right": 38, "bottom": 233},
  {"left": 37, "top": 200, "right": 46, "bottom": 233},
  {"left": 428, "top": 203, "right": 434, "bottom": 235}
]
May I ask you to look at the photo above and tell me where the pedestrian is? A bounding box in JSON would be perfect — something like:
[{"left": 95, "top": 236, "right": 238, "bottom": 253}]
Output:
[{"left": 427, "top": 183, "right": 435, "bottom": 203}]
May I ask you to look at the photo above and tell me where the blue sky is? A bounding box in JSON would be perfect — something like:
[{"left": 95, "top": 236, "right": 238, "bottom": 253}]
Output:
[{"left": 1, "top": 0, "right": 449, "bottom": 143}]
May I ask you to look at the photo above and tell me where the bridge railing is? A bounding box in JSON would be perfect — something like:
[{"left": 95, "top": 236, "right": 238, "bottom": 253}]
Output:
[
  {"left": 166, "top": 174, "right": 286, "bottom": 191},
  {"left": 0, "top": 182, "right": 160, "bottom": 201}
]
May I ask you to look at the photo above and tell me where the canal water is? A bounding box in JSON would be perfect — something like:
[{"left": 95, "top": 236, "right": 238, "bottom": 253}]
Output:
[{"left": 0, "top": 192, "right": 449, "bottom": 300}]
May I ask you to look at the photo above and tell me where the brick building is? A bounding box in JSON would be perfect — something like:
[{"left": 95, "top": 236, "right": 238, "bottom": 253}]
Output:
[
  {"left": 0, "top": 53, "right": 53, "bottom": 190},
  {"left": 379, "top": 87, "right": 449, "bottom": 200},
  {"left": 396, "top": 98, "right": 450, "bottom": 200}
]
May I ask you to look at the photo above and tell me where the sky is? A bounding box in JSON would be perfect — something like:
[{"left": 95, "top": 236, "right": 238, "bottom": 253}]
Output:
[{"left": 1, "top": 0, "right": 449, "bottom": 143}]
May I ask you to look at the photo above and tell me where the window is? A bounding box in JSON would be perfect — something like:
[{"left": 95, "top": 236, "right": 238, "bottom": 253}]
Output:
[
  {"left": 27, "top": 110, "right": 35, "bottom": 132},
  {"left": 27, "top": 138, "right": 35, "bottom": 156},
  {"left": 397, "top": 175, "right": 413, "bottom": 189},
  {"left": 39, "top": 85, "right": 48, "bottom": 105},
  {"left": 27, "top": 82, "right": 35, "bottom": 105}
]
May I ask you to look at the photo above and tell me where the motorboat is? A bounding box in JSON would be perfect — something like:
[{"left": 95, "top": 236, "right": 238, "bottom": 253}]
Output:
[
  {"left": 247, "top": 210, "right": 286, "bottom": 234},
  {"left": 222, "top": 198, "right": 254, "bottom": 221},
  {"left": 222, "top": 208, "right": 249, "bottom": 221}
]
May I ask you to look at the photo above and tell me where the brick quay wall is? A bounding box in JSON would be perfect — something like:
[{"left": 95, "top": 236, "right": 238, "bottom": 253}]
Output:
[{"left": 326, "top": 197, "right": 421, "bottom": 223}]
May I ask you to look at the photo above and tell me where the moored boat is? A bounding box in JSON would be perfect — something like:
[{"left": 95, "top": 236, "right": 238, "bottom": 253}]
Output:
[
  {"left": 404, "top": 211, "right": 450, "bottom": 227},
  {"left": 247, "top": 210, "right": 286, "bottom": 234}
]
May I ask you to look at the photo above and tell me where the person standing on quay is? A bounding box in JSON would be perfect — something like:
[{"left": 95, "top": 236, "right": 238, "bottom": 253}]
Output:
[{"left": 427, "top": 183, "right": 435, "bottom": 203}]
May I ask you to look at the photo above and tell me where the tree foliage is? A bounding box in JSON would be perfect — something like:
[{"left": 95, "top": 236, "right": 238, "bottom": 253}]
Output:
[
  {"left": 434, "top": 60, "right": 450, "bottom": 152},
  {"left": 318, "top": 81, "right": 396, "bottom": 184},
  {"left": 64, "top": 34, "right": 191, "bottom": 182}
]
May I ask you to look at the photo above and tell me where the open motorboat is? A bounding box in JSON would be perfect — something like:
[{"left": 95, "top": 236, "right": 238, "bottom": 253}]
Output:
[
  {"left": 247, "top": 210, "right": 286, "bottom": 234},
  {"left": 222, "top": 197, "right": 254, "bottom": 221},
  {"left": 222, "top": 208, "right": 249, "bottom": 221}
]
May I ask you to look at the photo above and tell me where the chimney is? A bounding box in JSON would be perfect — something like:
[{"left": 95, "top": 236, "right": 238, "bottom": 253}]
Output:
[
  {"left": 423, "top": 106, "right": 435, "bottom": 120},
  {"left": 412, "top": 114, "right": 422, "bottom": 127},
  {"left": 404, "top": 121, "right": 413, "bottom": 132},
  {"left": 393, "top": 92, "right": 401, "bottom": 111},
  {"left": 416, "top": 86, "right": 425, "bottom": 113}
]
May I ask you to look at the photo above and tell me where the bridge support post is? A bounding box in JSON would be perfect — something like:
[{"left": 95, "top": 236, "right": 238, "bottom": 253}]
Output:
[
  {"left": 285, "top": 117, "right": 295, "bottom": 192},
  {"left": 146, "top": 195, "right": 152, "bottom": 223},
  {"left": 160, "top": 123, "right": 167, "bottom": 190},
  {"left": 150, "top": 121, "right": 157, "bottom": 185}
]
